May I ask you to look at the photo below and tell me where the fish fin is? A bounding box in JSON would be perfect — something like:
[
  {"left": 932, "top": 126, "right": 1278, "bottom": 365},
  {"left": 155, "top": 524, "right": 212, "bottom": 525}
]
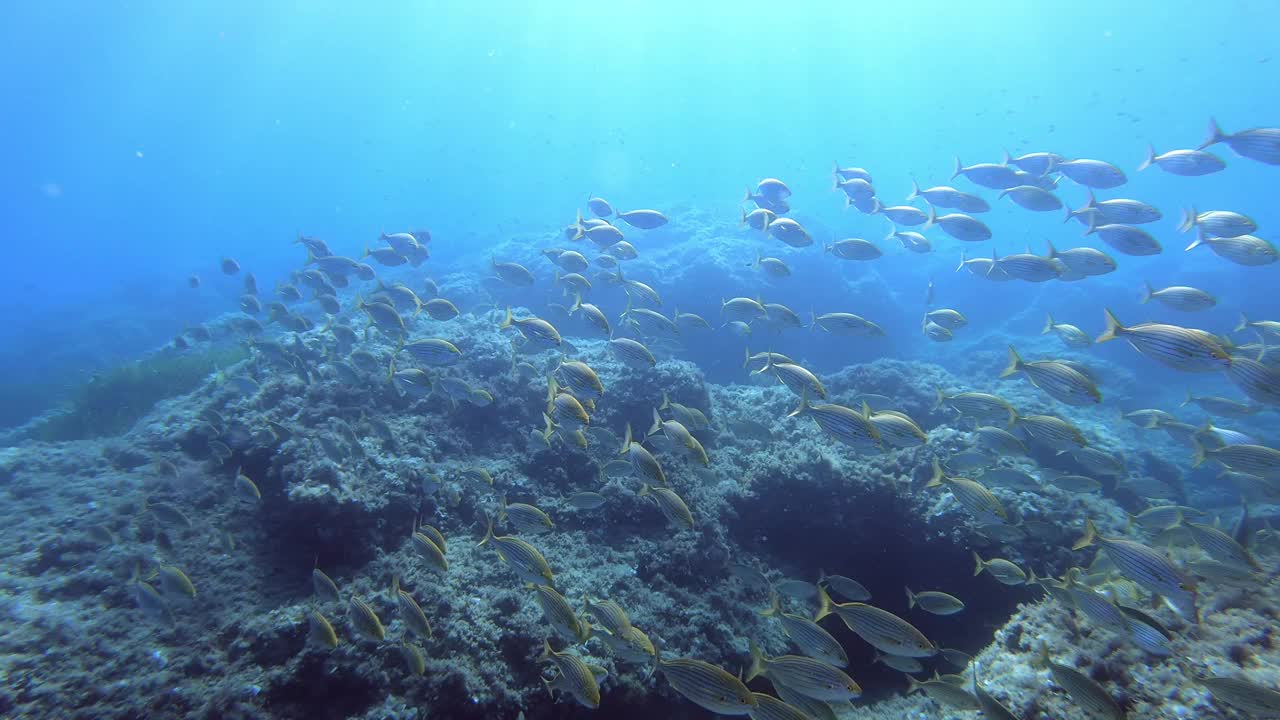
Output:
[
  {"left": 1199, "top": 116, "right": 1225, "bottom": 150},
  {"left": 951, "top": 156, "right": 963, "bottom": 180},
  {"left": 904, "top": 586, "right": 916, "bottom": 609},
  {"left": 759, "top": 591, "right": 781, "bottom": 618},
  {"left": 972, "top": 551, "right": 985, "bottom": 576},
  {"left": 925, "top": 458, "right": 945, "bottom": 488},
  {"left": 1041, "top": 313, "right": 1055, "bottom": 335},
  {"left": 1096, "top": 308, "right": 1123, "bottom": 343},
  {"left": 1138, "top": 143, "right": 1156, "bottom": 171},
  {"left": 1178, "top": 206, "right": 1197, "bottom": 233},
  {"left": 1191, "top": 438, "right": 1208, "bottom": 468},
  {"left": 1184, "top": 227, "right": 1209, "bottom": 252},
  {"left": 619, "top": 423, "right": 633, "bottom": 455},
  {"left": 745, "top": 640, "right": 765, "bottom": 683},
  {"left": 1140, "top": 280, "right": 1154, "bottom": 304},
  {"left": 786, "top": 388, "right": 810, "bottom": 418},
  {"left": 1235, "top": 312, "right": 1250, "bottom": 333},
  {"left": 906, "top": 178, "right": 920, "bottom": 202},
  {"left": 999, "top": 345, "right": 1022, "bottom": 378},
  {"left": 1071, "top": 519, "right": 1098, "bottom": 551},
  {"left": 814, "top": 583, "right": 833, "bottom": 621}
]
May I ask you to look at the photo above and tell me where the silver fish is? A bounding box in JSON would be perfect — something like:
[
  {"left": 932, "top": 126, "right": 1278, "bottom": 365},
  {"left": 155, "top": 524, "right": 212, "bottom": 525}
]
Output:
[
  {"left": 1200, "top": 117, "right": 1280, "bottom": 165},
  {"left": 1140, "top": 282, "right": 1215, "bottom": 311},
  {"left": 1139, "top": 144, "right": 1225, "bottom": 176},
  {"left": 906, "top": 180, "right": 990, "bottom": 212},
  {"left": 999, "top": 185, "right": 1062, "bottom": 211},
  {"left": 926, "top": 206, "right": 991, "bottom": 241},
  {"left": 951, "top": 157, "right": 1022, "bottom": 189},
  {"left": 1097, "top": 309, "right": 1230, "bottom": 372},
  {"left": 1056, "top": 158, "right": 1126, "bottom": 188},
  {"left": 1178, "top": 207, "right": 1257, "bottom": 238}
]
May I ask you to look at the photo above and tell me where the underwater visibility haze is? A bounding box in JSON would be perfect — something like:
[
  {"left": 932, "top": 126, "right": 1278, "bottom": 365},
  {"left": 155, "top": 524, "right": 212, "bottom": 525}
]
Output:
[{"left": 4, "top": 1, "right": 1280, "bottom": 718}]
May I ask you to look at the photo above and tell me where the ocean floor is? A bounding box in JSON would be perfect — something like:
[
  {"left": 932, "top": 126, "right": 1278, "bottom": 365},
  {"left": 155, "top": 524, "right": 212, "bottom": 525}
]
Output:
[{"left": 1, "top": 300, "right": 1277, "bottom": 719}]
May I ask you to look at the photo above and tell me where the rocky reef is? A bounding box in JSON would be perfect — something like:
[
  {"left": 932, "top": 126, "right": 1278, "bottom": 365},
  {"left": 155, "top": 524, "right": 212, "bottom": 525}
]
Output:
[{"left": 1, "top": 210, "right": 1278, "bottom": 720}]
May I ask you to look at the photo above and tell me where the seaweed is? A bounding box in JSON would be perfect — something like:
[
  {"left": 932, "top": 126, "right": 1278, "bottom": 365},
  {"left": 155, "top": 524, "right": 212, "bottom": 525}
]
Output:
[{"left": 26, "top": 344, "right": 248, "bottom": 441}]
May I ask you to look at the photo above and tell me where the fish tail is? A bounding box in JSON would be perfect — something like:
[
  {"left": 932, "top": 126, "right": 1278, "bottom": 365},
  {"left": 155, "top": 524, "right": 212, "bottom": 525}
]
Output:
[
  {"left": 843, "top": 193, "right": 853, "bottom": 210},
  {"left": 1096, "top": 308, "right": 1123, "bottom": 343},
  {"left": 1181, "top": 389, "right": 1194, "bottom": 407},
  {"left": 925, "top": 204, "right": 937, "bottom": 230},
  {"left": 951, "top": 156, "right": 963, "bottom": 180},
  {"left": 925, "top": 458, "right": 945, "bottom": 488},
  {"left": 906, "top": 178, "right": 920, "bottom": 201},
  {"left": 1140, "top": 280, "right": 1155, "bottom": 304},
  {"left": 745, "top": 640, "right": 765, "bottom": 683},
  {"left": 1200, "top": 116, "right": 1225, "bottom": 150},
  {"left": 786, "top": 389, "right": 811, "bottom": 418},
  {"left": 538, "top": 637, "right": 555, "bottom": 664},
  {"left": 904, "top": 586, "right": 916, "bottom": 609},
  {"left": 477, "top": 514, "right": 494, "bottom": 547},
  {"left": 647, "top": 408, "right": 662, "bottom": 437},
  {"left": 1191, "top": 438, "right": 1208, "bottom": 468},
  {"left": 1138, "top": 143, "right": 1156, "bottom": 172},
  {"left": 972, "top": 551, "right": 986, "bottom": 576},
  {"left": 497, "top": 494, "right": 508, "bottom": 525},
  {"left": 932, "top": 388, "right": 946, "bottom": 411},
  {"left": 999, "top": 345, "right": 1023, "bottom": 378},
  {"left": 954, "top": 248, "right": 966, "bottom": 272},
  {"left": 659, "top": 390, "right": 671, "bottom": 411},
  {"left": 742, "top": 186, "right": 753, "bottom": 204},
  {"left": 545, "top": 376, "right": 558, "bottom": 414},
  {"left": 759, "top": 591, "right": 781, "bottom": 618},
  {"left": 905, "top": 674, "right": 925, "bottom": 695},
  {"left": 1071, "top": 519, "right": 1098, "bottom": 551},
  {"left": 1083, "top": 210, "right": 1098, "bottom": 236},
  {"left": 500, "top": 307, "right": 513, "bottom": 329},
  {"left": 1041, "top": 313, "right": 1055, "bottom": 335},
  {"left": 619, "top": 423, "right": 633, "bottom": 455},
  {"left": 638, "top": 483, "right": 651, "bottom": 498},
  {"left": 1184, "top": 227, "right": 1209, "bottom": 252},
  {"left": 1235, "top": 312, "right": 1250, "bottom": 333},
  {"left": 1178, "top": 206, "right": 1196, "bottom": 233},
  {"left": 814, "top": 583, "right": 833, "bottom": 622}
]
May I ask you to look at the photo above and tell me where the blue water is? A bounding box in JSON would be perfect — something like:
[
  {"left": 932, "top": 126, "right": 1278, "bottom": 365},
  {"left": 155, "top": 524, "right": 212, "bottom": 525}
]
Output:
[{"left": 2, "top": 1, "right": 1279, "bottom": 428}]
